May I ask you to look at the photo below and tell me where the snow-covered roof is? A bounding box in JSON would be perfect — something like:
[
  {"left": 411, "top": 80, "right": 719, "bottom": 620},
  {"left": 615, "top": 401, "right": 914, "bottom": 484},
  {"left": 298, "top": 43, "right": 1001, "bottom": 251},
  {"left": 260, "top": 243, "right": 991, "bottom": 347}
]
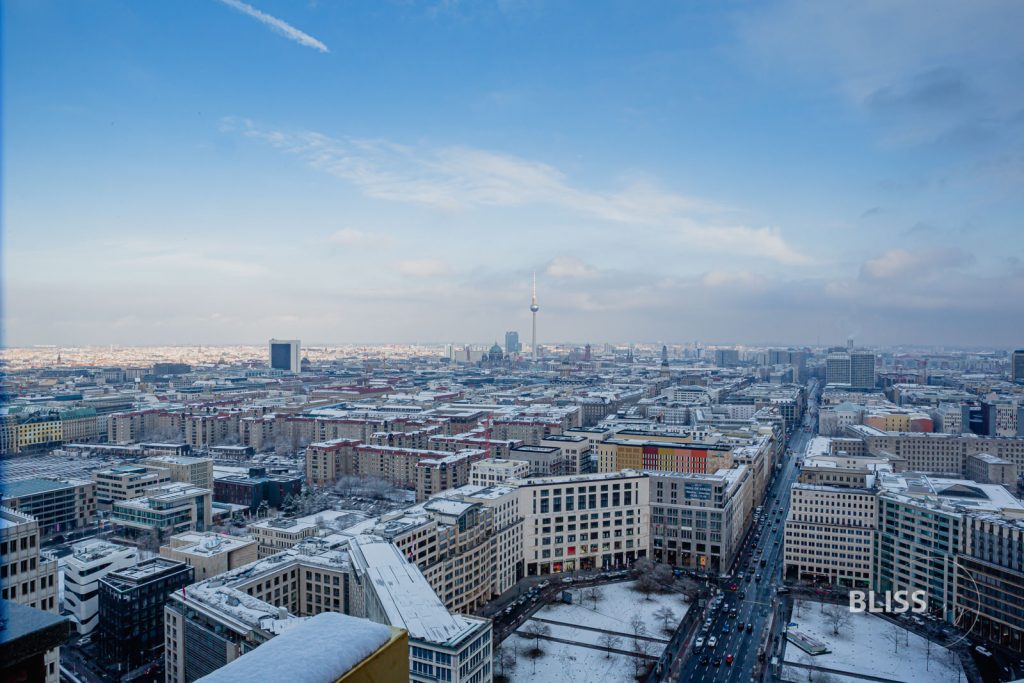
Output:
[{"left": 195, "top": 612, "right": 394, "bottom": 683}]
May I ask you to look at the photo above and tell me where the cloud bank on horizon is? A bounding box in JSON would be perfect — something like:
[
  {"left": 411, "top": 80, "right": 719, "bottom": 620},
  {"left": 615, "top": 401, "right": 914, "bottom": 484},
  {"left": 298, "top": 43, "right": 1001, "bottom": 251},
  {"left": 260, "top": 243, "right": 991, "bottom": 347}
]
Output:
[{"left": 3, "top": 0, "right": 1022, "bottom": 347}]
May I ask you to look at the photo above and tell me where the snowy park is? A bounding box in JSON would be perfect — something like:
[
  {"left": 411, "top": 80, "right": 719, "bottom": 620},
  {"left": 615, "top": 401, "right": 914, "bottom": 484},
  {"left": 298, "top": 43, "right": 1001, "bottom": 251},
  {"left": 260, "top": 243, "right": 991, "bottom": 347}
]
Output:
[
  {"left": 781, "top": 599, "right": 965, "bottom": 683},
  {"left": 499, "top": 580, "right": 689, "bottom": 682}
]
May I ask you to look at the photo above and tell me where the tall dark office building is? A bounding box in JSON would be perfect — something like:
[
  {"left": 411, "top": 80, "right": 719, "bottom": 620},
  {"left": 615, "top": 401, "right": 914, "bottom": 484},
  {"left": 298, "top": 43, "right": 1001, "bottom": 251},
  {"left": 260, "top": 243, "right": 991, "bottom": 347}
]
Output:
[
  {"left": 268, "top": 339, "right": 300, "bottom": 373},
  {"left": 1013, "top": 349, "right": 1024, "bottom": 383},
  {"left": 504, "top": 331, "right": 521, "bottom": 355},
  {"left": 98, "top": 558, "right": 193, "bottom": 674}
]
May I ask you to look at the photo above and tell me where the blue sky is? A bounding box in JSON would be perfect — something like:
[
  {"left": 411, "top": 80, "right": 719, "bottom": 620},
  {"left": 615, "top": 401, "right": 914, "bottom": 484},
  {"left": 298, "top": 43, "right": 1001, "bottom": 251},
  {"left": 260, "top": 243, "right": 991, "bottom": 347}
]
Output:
[{"left": 4, "top": 0, "right": 1023, "bottom": 347}]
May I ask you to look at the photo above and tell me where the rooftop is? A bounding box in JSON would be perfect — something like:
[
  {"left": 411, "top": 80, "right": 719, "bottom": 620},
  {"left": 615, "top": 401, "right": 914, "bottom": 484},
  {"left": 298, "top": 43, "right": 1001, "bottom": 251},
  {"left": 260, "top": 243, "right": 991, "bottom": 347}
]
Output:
[{"left": 194, "top": 612, "right": 396, "bottom": 683}]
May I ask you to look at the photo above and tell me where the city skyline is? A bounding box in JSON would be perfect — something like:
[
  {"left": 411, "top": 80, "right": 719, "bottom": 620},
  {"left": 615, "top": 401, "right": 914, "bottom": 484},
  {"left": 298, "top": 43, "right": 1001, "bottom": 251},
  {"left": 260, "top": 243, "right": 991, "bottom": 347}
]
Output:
[{"left": 4, "top": 1, "right": 1023, "bottom": 347}]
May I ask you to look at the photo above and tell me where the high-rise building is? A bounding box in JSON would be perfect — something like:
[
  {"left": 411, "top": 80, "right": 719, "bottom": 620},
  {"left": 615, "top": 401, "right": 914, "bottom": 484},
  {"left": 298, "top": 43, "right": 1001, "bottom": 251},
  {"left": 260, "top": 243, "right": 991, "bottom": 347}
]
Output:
[
  {"left": 714, "top": 349, "right": 740, "bottom": 367},
  {"left": 268, "top": 338, "right": 301, "bottom": 373},
  {"left": 1013, "top": 349, "right": 1024, "bottom": 383},
  {"left": 504, "top": 330, "right": 520, "bottom": 355},
  {"left": 826, "top": 352, "right": 852, "bottom": 385},
  {"left": 99, "top": 558, "right": 193, "bottom": 673},
  {"left": 850, "top": 351, "right": 876, "bottom": 389}
]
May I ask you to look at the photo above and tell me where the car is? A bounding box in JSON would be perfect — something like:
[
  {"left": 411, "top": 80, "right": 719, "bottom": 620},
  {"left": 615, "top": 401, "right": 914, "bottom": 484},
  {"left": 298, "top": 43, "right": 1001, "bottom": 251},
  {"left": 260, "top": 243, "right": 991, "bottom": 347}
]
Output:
[
  {"left": 739, "top": 590, "right": 746, "bottom": 599},
  {"left": 746, "top": 622, "right": 753, "bottom": 632},
  {"left": 695, "top": 637, "right": 705, "bottom": 649},
  {"left": 704, "top": 618, "right": 713, "bottom": 629},
  {"left": 745, "top": 573, "right": 753, "bottom": 582},
  {"left": 729, "top": 608, "right": 738, "bottom": 618},
  {"left": 726, "top": 654, "right": 734, "bottom": 665},
  {"left": 707, "top": 636, "right": 718, "bottom": 648},
  {"left": 722, "top": 623, "right": 731, "bottom": 633},
  {"left": 755, "top": 574, "right": 762, "bottom": 582},
  {"left": 561, "top": 577, "right": 573, "bottom": 584},
  {"left": 713, "top": 657, "right": 722, "bottom": 667},
  {"left": 700, "top": 655, "right": 710, "bottom": 665},
  {"left": 729, "top": 582, "right": 738, "bottom": 591},
  {"left": 538, "top": 580, "right": 550, "bottom": 589}
]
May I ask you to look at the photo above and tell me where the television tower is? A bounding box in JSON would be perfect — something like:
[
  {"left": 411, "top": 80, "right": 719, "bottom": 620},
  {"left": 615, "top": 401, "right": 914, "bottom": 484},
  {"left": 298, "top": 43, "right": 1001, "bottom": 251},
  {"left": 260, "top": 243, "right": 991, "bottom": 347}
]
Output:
[{"left": 530, "top": 272, "right": 540, "bottom": 363}]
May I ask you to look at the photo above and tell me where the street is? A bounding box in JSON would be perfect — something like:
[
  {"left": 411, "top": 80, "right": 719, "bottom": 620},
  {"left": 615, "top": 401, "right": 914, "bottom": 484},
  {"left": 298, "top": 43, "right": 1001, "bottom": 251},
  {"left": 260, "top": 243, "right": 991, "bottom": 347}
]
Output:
[{"left": 664, "top": 380, "right": 818, "bottom": 683}]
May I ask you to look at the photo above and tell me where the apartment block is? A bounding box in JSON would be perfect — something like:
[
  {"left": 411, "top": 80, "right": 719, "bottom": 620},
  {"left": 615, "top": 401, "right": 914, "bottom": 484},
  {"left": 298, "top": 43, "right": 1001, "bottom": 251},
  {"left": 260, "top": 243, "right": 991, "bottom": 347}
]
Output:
[
  {"left": 304, "top": 438, "right": 361, "bottom": 485},
  {"left": 2, "top": 477, "right": 96, "bottom": 537},
  {"left": 648, "top": 466, "right": 751, "bottom": 574},
  {"left": 468, "top": 458, "right": 529, "bottom": 487},
  {"left": 247, "top": 516, "right": 321, "bottom": 558},
  {"left": 508, "top": 445, "right": 564, "bottom": 476},
  {"left": 62, "top": 540, "right": 140, "bottom": 635},
  {"left": 99, "top": 558, "right": 194, "bottom": 673},
  {"left": 195, "top": 612, "right": 408, "bottom": 683},
  {"left": 783, "top": 483, "right": 877, "bottom": 587},
  {"left": 0, "top": 507, "right": 59, "bottom": 613},
  {"left": 597, "top": 436, "right": 733, "bottom": 476},
  {"left": 92, "top": 464, "right": 171, "bottom": 506},
  {"left": 143, "top": 455, "right": 214, "bottom": 489},
  {"left": 956, "top": 515, "right": 1024, "bottom": 653},
  {"left": 541, "top": 434, "right": 591, "bottom": 474},
  {"left": 163, "top": 534, "right": 492, "bottom": 683},
  {"left": 514, "top": 470, "right": 649, "bottom": 576},
  {"left": 111, "top": 482, "right": 212, "bottom": 542},
  {"left": 159, "top": 531, "right": 258, "bottom": 581}
]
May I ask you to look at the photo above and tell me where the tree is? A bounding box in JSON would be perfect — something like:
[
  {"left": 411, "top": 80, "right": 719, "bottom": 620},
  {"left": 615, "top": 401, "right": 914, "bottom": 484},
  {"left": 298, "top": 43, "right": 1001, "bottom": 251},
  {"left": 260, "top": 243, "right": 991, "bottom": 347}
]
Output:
[
  {"left": 636, "top": 572, "right": 660, "bottom": 600},
  {"left": 652, "top": 563, "right": 675, "bottom": 591},
  {"left": 629, "top": 613, "right": 647, "bottom": 640},
  {"left": 495, "top": 644, "right": 517, "bottom": 681},
  {"left": 631, "top": 634, "right": 653, "bottom": 678},
  {"left": 822, "top": 603, "right": 851, "bottom": 636},
  {"left": 598, "top": 632, "right": 621, "bottom": 658},
  {"left": 885, "top": 623, "right": 902, "bottom": 654},
  {"left": 522, "top": 622, "right": 550, "bottom": 658},
  {"left": 654, "top": 606, "right": 677, "bottom": 634},
  {"left": 583, "top": 585, "right": 604, "bottom": 610}
]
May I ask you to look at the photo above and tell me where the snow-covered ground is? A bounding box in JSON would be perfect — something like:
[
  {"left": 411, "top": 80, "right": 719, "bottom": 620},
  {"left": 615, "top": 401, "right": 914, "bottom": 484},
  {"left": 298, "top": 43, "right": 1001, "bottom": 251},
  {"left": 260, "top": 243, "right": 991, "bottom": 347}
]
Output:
[
  {"left": 782, "top": 600, "right": 964, "bottom": 683},
  {"left": 504, "top": 580, "right": 689, "bottom": 682}
]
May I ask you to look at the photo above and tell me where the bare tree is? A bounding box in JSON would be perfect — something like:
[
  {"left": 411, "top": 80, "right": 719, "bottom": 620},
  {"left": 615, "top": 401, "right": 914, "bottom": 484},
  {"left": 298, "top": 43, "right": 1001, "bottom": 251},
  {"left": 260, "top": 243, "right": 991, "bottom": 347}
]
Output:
[
  {"left": 521, "top": 621, "right": 550, "bottom": 658},
  {"left": 636, "top": 573, "right": 659, "bottom": 600},
  {"left": 885, "top": 623, "right": 902, "bottom": 654},
  {"left": 631, "top": 635, "right": 653, "bottom": 678},
  {"left": 583, "top": 585, "right": 604, "bottom": 610},
  {"left": 495, "top": 644, "right": 517, "bottom": 682},
  {"left": 654, "top": 606, "right": 677, "bottom": 634},
  {"left": 652, "top": 563, "right": 675, "bottom": 590},
  {"left": 598, "top": 632, "right": 621, "bottom": 658},
  {"left": 822, "top": 603, "right": 851, "bottom": 635},
  {"left": 630, "top": 613, "right": 648, "bottom": 639}
]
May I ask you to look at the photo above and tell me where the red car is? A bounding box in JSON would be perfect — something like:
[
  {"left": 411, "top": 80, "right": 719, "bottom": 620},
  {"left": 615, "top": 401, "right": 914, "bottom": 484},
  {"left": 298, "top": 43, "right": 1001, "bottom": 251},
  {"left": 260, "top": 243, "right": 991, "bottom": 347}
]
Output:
[{"left": 726, "top": 654, "right": 734, "bottom": 665}]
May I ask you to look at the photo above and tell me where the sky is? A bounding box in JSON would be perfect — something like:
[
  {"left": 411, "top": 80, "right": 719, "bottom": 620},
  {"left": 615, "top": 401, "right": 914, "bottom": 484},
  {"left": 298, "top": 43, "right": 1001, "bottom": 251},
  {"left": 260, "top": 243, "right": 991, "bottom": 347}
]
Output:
[{"left": 3, "top": 0, "right": 1023, "bottom": 348}]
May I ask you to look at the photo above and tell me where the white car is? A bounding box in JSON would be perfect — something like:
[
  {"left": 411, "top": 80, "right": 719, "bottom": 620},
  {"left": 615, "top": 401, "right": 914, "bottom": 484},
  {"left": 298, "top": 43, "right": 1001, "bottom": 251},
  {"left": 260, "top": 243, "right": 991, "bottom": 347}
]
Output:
[
  {"left": 695, "top": 637, "right": 705, "bottom": 650},
  {"left": 707, "top": 636, "right": 718, "bottom": 648}
]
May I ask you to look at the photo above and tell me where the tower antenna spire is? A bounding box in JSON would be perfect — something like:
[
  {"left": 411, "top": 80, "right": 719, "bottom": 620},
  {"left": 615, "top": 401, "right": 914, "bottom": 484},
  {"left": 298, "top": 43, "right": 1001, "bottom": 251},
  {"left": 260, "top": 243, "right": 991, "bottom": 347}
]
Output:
[{"left": 530, "top": 271, "right": 540, "bottom": 363}]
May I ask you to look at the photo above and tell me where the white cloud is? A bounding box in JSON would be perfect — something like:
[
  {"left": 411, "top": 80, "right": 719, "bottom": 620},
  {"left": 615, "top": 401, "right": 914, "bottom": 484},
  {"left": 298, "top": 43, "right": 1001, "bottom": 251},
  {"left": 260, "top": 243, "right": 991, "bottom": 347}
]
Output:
[
  {"left": 397, "top": 259, "right": 449, "bottom": 277},
  {"left": 216, "top": 0, "right": 329, "bottom": 53},
  {"left": 677, "top": 221, "right": 811, "bottom": 266},
  {"left": 226, "top": 119, "right": 808, "bottom": 265},
  {"left": 326, "top": 228, "right": 396, "bottom": 248},
  {"left": 546, "top": 256, "right": 596, "bottom": 279},
  {"left": 860, "top": 248, "right": 973, "bottom": 280}
]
